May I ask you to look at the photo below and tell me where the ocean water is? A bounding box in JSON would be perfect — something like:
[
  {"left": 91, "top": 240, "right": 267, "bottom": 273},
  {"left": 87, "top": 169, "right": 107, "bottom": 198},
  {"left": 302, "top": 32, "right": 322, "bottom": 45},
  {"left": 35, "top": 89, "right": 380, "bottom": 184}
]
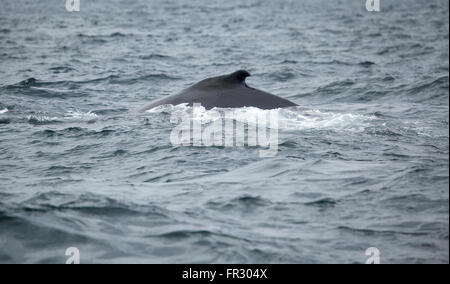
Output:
[{"left": 0, "top": 0, "right": 448, "bottom": 264}]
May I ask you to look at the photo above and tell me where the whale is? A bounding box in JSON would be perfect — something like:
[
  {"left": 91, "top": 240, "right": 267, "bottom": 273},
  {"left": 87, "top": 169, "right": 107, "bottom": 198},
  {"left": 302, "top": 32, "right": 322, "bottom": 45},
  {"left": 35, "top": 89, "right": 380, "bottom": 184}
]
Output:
[{"left": 139, "top": 70, "right": 297, "bottom": 111}]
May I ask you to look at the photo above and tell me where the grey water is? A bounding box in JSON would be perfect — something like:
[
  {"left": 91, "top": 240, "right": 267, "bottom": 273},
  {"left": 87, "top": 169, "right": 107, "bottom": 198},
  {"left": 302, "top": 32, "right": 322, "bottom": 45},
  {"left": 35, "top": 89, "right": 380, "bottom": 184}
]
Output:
[{"left": 0, "top": 0, "right": 448, "bottom": 264}]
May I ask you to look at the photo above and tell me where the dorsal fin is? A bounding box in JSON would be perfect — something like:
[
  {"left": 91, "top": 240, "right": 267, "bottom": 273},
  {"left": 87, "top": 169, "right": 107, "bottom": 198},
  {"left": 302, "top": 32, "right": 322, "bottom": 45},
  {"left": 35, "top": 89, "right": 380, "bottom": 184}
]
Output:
[{"left": 224, "top": 70, "right": 251, "bottom": 83}]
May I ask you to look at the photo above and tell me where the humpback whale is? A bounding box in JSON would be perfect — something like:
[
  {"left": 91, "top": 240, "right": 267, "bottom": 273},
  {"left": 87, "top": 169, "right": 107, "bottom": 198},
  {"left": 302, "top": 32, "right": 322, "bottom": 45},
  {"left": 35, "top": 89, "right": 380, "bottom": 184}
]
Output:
[{"left": 139, "top": 70, "right": 297, "bottom": 111}]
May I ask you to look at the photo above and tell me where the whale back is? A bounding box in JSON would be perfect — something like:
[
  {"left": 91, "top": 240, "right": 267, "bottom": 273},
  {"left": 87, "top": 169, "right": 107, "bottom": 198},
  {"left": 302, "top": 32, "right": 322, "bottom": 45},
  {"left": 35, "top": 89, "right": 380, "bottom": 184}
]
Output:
[
  {"left": 140, "top": 70, "right": 297, "bottom": 111},
  {"left": 191, "top": 70, "right": 251, "bottom": 90}
]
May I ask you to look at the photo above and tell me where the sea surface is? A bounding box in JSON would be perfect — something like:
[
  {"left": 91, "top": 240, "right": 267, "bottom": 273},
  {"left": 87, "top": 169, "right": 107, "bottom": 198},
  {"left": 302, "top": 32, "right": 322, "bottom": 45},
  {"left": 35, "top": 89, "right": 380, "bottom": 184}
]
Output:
[{"left": 0, "top": 0, "right": 448, "bottom": 263}]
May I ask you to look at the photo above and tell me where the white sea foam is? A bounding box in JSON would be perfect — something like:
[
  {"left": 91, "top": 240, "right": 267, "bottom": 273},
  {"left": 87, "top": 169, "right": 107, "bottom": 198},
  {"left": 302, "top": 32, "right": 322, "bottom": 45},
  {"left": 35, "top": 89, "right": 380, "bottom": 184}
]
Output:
[
  {"left": 26, "top": 115, "right": 59, "bottom": 123},
  {"left": 0, "top": 108, "right": 8, "bottom": 114},
  {"left": 277, "top": 109, "right": 376, "bottom": 132},
  {"left": 25, "top": 110, "right": 99, "bottom": 124},
  {"left": 64, "top": 110, "right": 99, "bottom": 121},
  {"left": 146, "top": 104, "right": 375, "bottom": 132}
]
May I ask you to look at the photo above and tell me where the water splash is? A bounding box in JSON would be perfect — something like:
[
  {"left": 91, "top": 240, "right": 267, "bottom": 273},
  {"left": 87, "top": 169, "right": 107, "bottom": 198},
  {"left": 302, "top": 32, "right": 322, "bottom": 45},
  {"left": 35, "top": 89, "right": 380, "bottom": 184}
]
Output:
[
  {"left": 26, "top": 114, "right": 59, "bottom": 124},
  {"left": 278, "top": 109, "right": 376, "bottom": 132},
  {"left": 26, "top": 110, "right": 99, "bottom": 125},
  {"left": 146, "top": 104, "right": 376, "bottom": 132},
  {"left": 64, "top": 110, "right": 98, "bottom": 121}
]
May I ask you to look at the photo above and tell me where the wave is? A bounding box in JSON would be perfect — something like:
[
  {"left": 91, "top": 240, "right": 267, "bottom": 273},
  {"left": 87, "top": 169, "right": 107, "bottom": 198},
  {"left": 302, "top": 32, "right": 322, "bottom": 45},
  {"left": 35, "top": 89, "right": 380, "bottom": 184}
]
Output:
[
  {"left": 15, "top": 191, "right": 171, "bottom": 218},
  {"left": 337, "top": 226, "right": 429, "bottom": 237},
  {"left": 6, "top": 77, "right": 103, "bottom": 89},
  {"left": 5, "top": 73, "right": 178, "bottom": 91},
  {"left": 77, "top": 32, "right": 135, "bottom": 39},
  {"left": 139, "top": 54, "right": 173, "bottom": 60},
  {"left": 33, "top": 128, "right": 115, "bottom": 139},
  {"left": 49, "top": 66, "right": 75, "bottom": 74},
  {"left": 4, "top": 78, "right": 88, "bottom": 99},
  {"left": 64, "top": 110, "right": 98, "bottom": 120},
  {"left": 0, "top": 108, "right": 10, "bottom": 124},
  {"left": 407, "top": 76, "right": 449, "bottom": 102},
  {"left": 26, "top": 115, "right": 60, "bottom": 125},
  {"left": 108, "top": 73, "right": 179, "bottom": 85},
  {"left": 358, "top": 61, "right": 376, "bottom": 67},
  {"left": 206, "top": 195, "right": 272, "bottom": 211},
  {"left": 26, "top": 110, "right": 99, "bottom": 125},
  {"left": 304, "top": 197, "right": 338, "bottom": 208}
]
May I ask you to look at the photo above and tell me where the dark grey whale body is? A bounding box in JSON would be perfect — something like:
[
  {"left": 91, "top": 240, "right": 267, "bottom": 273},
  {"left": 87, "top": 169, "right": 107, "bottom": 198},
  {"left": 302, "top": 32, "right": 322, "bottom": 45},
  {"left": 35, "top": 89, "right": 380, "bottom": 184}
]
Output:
[{"left": 140, "top": 70, "right": 297, "bottom": 111}]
